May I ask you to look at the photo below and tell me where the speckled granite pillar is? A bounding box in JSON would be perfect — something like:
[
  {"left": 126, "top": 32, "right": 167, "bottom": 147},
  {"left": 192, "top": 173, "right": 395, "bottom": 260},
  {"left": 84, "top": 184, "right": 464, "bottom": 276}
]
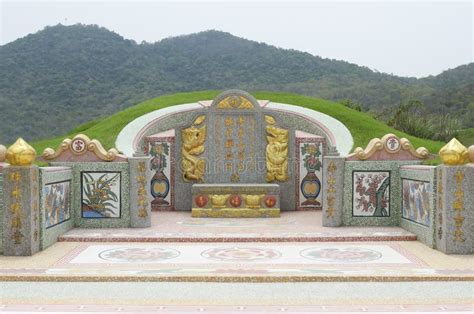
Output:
[
  {"left": 2, "top": 165, "right": 40, "bottom": 256},
  {"left": 322, "top": 156, "right": 345, "bottom": 227},
  {"left": 436, "top": 164, "right": 473, "bottom": 254},
  {"left": 129, "top": 155, "right": 152, "bottom": 228},
  {"left": 0, "top": 170, "right": 4, "bottom": 254}
]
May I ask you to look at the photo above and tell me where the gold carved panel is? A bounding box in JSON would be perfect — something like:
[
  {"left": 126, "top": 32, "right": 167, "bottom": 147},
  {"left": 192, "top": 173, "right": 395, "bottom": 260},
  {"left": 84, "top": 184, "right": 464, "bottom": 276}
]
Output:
[
  {"left": 265, "top": 115, "right": 289, "bottom": 182},
  {"left": 216, "top": 95, "right": 254, "bottom": 109},
  {"left": 181, "top": 115, "right": 206, "bottom": 182}
]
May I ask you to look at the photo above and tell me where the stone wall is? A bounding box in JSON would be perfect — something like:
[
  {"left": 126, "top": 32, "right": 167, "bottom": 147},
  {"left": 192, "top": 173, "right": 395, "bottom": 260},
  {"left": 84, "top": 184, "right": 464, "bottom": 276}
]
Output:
[
  {"left": 399, "top": 165, "right": 437, "bottom": 248},
  {"left": 343, "top": 160, "right": 422, "bottom": 226},
  {"left": 39, "top": 166, "right": 74, "bottom": 249},
  {"left": 50, "top": 162, "right": 131, "bottom": 228}
]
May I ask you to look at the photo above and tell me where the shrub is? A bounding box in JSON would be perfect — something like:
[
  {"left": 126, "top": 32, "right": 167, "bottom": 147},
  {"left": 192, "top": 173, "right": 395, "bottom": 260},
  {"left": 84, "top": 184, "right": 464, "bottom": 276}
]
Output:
[{"left": 388, "top": 100, "right": 459, "bottom": 142}]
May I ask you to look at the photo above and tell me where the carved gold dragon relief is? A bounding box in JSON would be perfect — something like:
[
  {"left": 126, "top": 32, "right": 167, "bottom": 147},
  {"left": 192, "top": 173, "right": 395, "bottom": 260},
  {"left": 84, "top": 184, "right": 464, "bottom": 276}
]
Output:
[
  {"left": 181, "top": 115, "right": 207, "bottom": 182},
  {"left": 265, "top": 115, "right": 289, "bottom": 182}
]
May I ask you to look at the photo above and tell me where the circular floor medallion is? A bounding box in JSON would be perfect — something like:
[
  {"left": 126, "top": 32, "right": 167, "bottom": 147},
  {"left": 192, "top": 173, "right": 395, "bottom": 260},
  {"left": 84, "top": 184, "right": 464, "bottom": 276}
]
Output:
[
  {"left": 201, "top": 247, "right": 281, "bottom": 262},
  {"left": 300, "top": 247, "right": 382, "bottom": 263},
  {"left": 98, "top": 247, "right": 180, "bottom": 263}
]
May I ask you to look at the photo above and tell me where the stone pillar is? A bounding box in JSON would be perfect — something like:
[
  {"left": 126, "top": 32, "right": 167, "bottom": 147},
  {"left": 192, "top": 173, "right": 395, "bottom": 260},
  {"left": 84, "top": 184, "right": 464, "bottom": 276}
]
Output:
[
  {"left": 435, "top": 165, "right": 473, "bottom": 254},
  {"left": 129, "top": 154, "right": 152, "bottom": 228},
  {"left": 322, "top": 156, "right": 345, "bottom": 227},
  {"left": 2, "top": 165, "right": 40, "bottom": 256}
]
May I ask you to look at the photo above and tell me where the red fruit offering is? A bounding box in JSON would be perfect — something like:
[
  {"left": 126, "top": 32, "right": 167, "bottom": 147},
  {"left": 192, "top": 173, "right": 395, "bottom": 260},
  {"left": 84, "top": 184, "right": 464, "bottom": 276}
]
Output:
[
  {"left": 264, "top": 195, "right": 276, "bottom": 208},
  {"left": 229, "top": 195, "right": 242, "bottom": 207},
  {"left": 195, "top": 195, "right": 208, "bottom": 208}
]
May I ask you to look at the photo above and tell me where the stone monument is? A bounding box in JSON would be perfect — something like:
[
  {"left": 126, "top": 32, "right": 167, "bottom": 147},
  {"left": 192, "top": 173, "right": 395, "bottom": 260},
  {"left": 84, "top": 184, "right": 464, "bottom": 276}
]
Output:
[{"left": 178, "top": 90, "right": 292, "bottom": 217}]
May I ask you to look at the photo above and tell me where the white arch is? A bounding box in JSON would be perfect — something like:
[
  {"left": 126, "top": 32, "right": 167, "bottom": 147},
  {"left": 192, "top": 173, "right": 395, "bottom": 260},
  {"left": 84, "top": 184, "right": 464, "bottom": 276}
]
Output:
[{"left": 115, "top": 101, "right": 353, "bottom": 157}]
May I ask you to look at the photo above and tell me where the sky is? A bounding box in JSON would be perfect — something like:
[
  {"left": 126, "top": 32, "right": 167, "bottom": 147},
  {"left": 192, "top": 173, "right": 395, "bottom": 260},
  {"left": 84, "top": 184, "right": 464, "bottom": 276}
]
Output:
[{"left": 0, "top": 0, "right": 472, "bottom": 78}]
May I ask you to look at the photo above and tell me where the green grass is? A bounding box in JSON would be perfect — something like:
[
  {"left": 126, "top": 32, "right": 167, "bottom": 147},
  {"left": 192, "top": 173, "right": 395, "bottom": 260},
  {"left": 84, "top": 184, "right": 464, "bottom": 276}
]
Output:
[
  {"left": 458, "top": 128, "right": 474, "bottom": 147},
  {"left": 29, "top": 90, "right": 445, "bottom": 160}
]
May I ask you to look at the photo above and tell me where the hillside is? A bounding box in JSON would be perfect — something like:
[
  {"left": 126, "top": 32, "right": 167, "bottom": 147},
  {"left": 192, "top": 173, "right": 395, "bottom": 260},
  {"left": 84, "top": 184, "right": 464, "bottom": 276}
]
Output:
[
  {"left": 1, "top": 24, "right": 472, "bottom": 144},
  {"left": 31, "top": 91, "right": 445, "bottom": 160}
]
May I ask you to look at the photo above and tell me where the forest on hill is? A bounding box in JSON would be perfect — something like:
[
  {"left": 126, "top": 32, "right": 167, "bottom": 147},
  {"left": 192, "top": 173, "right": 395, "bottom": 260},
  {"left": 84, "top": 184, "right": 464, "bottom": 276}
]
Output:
[{"left": 0, "top": 24, "right": 472, "bottom": 143}]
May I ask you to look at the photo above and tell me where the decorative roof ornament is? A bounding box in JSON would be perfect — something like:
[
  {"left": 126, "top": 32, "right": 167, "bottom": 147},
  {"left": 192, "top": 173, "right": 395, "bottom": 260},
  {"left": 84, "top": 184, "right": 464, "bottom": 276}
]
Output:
[
  {"left": 439, "top": 138, "right": 468, "bottom": 165},
  {"left": 346, "top": 133, "right": 429, "bottom": 161},
  {"left": 6, "top": 138, "right": 37, "bottom": 166},
  {"left": 42, "top": 134, "right": 127, "bottom": 162}
]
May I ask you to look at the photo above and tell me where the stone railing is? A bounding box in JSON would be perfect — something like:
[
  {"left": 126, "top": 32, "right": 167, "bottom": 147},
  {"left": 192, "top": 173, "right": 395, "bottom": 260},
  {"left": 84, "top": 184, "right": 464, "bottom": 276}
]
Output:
[{"left": 0, "top": 137, "right": 152, "bottom": 256}]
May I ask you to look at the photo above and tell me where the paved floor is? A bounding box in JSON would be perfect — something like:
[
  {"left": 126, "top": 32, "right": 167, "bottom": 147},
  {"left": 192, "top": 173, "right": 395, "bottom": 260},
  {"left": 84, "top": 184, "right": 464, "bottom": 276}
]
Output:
[
  {"left": 1, "top": 282, "right": 473, "bottom": 312},
  {"left": 1, "top": 212, "right": 472, "bottom": 312},
  {"left": 59, "top": 211, "right": 417, "bottom": 242},
  {"left": 1, "top": 241, "right": 472, "bottom": 282}
]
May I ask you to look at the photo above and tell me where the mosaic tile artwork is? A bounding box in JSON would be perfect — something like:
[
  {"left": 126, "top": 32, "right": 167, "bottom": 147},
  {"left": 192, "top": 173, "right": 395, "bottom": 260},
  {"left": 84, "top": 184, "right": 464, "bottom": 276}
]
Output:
[
  {"left": 201, "top": 247, "right": 282, "bottom": 262},
  {"left": 402, "top": 179, "right": 431, "bottom": 226},
  {"left": 146, "top": 140, "right": 173, "bottom": 210},
  {"left": 81, "top": 171, "right": 121, "bottom": 218},
  {"left": 352, "top": 171, "right": 390, "bottom": 217},
  {"left": 98, "top": 247, "right": 180, "bottom": 263},
  {"left": 300, "top": 247, "right": 382, "bottom": 263},
  {"left": 63, "top": 243, "right": 416, "bottom": 266},
  {"left": 43, "top": 180, "right": 71, "bottom": 228},
  {"left": 297, "top": 141, "right": 324, "bottom": 209}
]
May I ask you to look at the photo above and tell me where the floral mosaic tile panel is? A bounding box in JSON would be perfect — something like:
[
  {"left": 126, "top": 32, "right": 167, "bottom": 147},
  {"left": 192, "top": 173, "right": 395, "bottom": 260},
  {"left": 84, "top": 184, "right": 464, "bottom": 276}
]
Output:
[{"left": 81, "top": 171, "right": 121, "bottom": 218}]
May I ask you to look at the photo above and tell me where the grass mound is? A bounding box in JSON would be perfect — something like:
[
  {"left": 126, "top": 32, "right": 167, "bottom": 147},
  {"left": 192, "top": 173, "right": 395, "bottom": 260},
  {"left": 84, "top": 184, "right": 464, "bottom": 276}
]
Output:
[{"left": 31, "top": 90, "right": 446, "bottom": 158}]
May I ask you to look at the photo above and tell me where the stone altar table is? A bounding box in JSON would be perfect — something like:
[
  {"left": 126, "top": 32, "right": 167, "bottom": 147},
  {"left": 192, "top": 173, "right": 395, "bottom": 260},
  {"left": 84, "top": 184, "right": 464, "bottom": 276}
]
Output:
[{"left": 191, "top": 184, "right": 280, "bottom": 218}]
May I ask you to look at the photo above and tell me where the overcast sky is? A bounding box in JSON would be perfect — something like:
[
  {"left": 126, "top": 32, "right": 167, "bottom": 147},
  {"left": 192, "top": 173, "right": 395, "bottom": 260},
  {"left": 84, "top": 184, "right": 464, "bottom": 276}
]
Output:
[{"left": 1, "top": 0, "right": 472, "bottom": 78}]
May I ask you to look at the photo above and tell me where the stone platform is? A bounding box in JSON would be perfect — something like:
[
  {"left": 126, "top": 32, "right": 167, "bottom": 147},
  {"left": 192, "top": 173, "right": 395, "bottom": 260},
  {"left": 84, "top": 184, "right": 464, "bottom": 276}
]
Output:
[
  {"left": 57, "top": 211, "right": 417, "bottom": 242},
  {"left": 191, "top": 184, "right": 280, "bottom": 218}
]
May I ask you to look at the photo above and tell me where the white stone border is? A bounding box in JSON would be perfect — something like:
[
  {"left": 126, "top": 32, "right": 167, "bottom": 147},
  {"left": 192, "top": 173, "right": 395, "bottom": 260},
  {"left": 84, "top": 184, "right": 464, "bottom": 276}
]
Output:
[
  {"left": 116, "top": 101, "right": 353, "bottom": 157},
  {"left": 116, "top": 103, "right": 202, "bottom": 156}
]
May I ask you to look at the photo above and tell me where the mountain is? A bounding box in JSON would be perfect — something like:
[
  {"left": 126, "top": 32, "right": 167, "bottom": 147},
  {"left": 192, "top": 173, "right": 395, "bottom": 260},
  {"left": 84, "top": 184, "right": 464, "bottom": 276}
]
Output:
[{"left": 0, "top": 24, "right": 472, "bottom": 143}]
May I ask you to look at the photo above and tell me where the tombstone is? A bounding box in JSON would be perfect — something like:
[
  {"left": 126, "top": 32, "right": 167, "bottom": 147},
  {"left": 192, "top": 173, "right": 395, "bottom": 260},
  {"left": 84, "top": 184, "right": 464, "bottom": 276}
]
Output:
[
  {"left": 132, "top": 89, "right": 336, "bottom": 216},
  {"left": 175, "top": 90, "right": 295, "bottom": 217}
]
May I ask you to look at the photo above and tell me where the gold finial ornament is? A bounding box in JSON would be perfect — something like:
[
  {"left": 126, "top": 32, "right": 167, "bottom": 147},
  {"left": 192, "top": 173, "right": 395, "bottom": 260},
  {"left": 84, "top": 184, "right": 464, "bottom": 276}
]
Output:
[
  {"left": 439, "top": 138, "right": 468, "bottom": 165},
  {"left": 6, "top": 138, "right": 37, "bottom": 166},
  {"left": 468, "top": 145, "right": 474, "bottom": 163},
  {"left": 0, "top": 144, "right": 7, "bottom": 162}
]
